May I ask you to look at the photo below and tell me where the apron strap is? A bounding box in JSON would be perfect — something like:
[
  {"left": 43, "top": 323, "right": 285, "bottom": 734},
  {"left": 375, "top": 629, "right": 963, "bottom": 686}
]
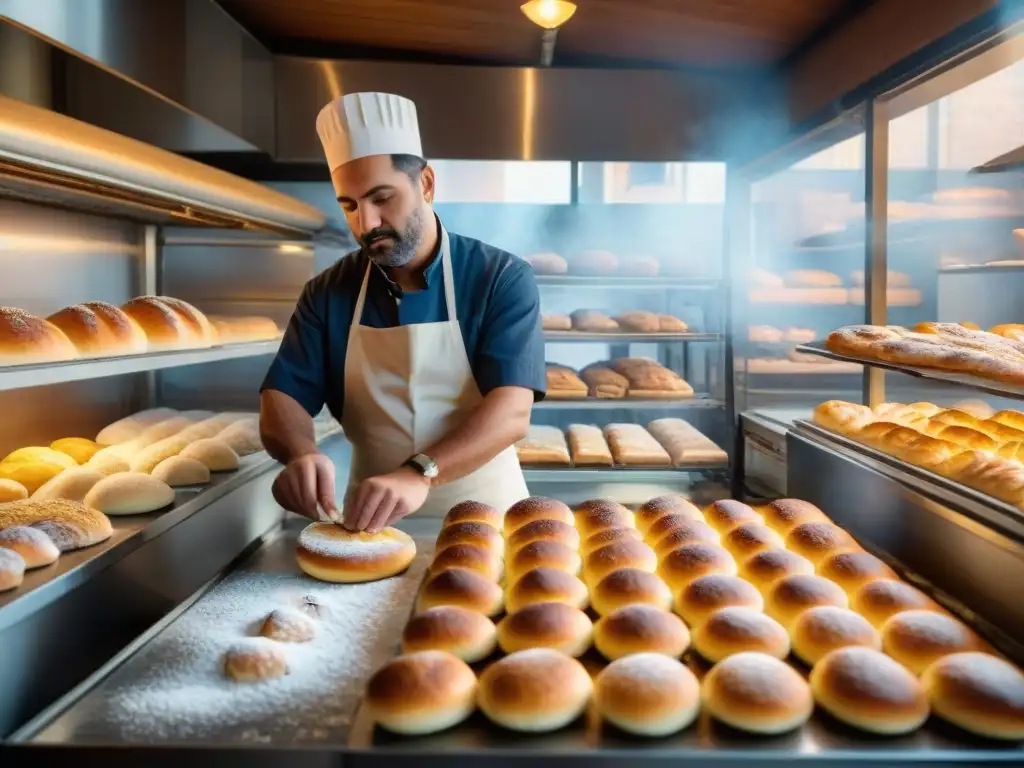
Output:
[
  {"left": 439, "top": 225, "right": 457, "bottom": 321},
  {"left": 352, "top": 261, "right": 372, "bottom": 327}
]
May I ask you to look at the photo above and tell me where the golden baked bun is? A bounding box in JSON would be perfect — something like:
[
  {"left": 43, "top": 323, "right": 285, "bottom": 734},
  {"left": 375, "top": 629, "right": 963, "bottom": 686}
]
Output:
[
  {"left": 851, "top": 579, "right": 942, "bottom": 628},
  {"left": 2, "top": 446, "right": 77, "bottom": 469},
  {"left": 296, "top": 523, "right": 416, "bottom": 584},
  {"left": 131, "top": 416, "right": 194, "bottom": 449},
  {"left": 0, "top": 547, "right": 25, "bottom": 591},
  {"left": 49, "top": 437, "right": 100, "bottom": 465},
  {"left": 580, "top": 526, "right": 641, "bottom": 556},
  {"left": 812, "top": 400, "right": 874, "bottom": 435},
  {"left": 82, "top": 472, "right": 175, "bottom": 515},
  {"left": 692, "top": 606, "right": 790, "bottom": 662},
  {"left": 574, "top": 499, "right": 634, "bottom": 538},
  {"left": 785, "top": 521, "right": 859, "bottom": 565},
  {"left": 46, "top": 302, "right": 147, "bottom": 357},
  {"left": 151, "top": 456, "right": 211, "bottom": 486},
  {"left": 646, "top": 513, "right": 716, "bottom": 547},
  {"left": 84, "top": 451, "right": 130, "bottom": 475},
  {"left": 740, "top": 548, "right": 816, "bottom": 594},
  {"left": 817, "top": 551, "right": 897, "bottom": 595},
  {"left": 590, "top": 567, "right": 672, "bottom": 616},
  {"left": 766, "top": 574, "right": 849, "bottom": 630},
  {"left": 703, "top": 500, "right": 763, "bottom": 533},
  {"left": 154, "top": 296, "right": 214, "bottom": 346},
  {"left": 497, "top": 601, "right": 593, "bottom": 656},
  {"left": 0, "top": 498, "right": 112, "bottom": 551},
  {"left": 435, "top": 521, "right": 504, "bottom": 557},
  {"left": 657, "top": 542, "right": 737, "bottom": 593},
  {"left": 0, "top": 307, "right": 77, "bottom": 365},
  {"left": 31, "top": 467, "right": 105, "bottom": 502},
  {"left": 594, "top": 604, "right": 690, "bottom": 660},
  {"left": 702, "top": 652, "right": 814, "bottom": 734},
  {"left": 504, "top": 496, "right": 574, "bottom": 535},
  {"left": 0, "top": 525, "right": 59, "bottom": 568},
  {"left": 760, "top": 498, "right": 829, "bottom": 534},
  {"left": 722, "top": 522, "right": 785, "bottom": 560},
  {"left": 443, "top": 500, "right": 502, "bottom": 529},
  {"left": 430, "top": 543, "right": 503, "bottom": 582},
  {"left": 811, "top": 647, "right": 928, "bottom": 734},
  {"left": 881, "top": 610, "right": 989, "bottom": 675},
  {"left": 507, "top": 518, "right": 580, "bottom": 554},
  {"left": 401, "top": 606, "right": 497, "bottom": 663},
  {"left": 506, "top": 567, "right": 588, "bottom": 614},
  {"left": 652, "top": 519, "right": 721, "bottom": 557},
  {"left": 922, "top": 652, "right": 1024, "bottom": 740},
  {"left": 365, "top": 651, "right": 477, "bottom": 735},
  {"left": 634, "top": 493, "right": 702, "bottom": 535},
  {"left": 128, "top": 434, "right": 190, "bottom": 474},
  {"left": 417, "top": 568, "right": 503, "bottom": 616},
  {"left": 990, "top": 409, "right": 1024, "bottom": 432},
  {"left": 0, "top": 479, "right": 28, "bottom": 503},
  {"left": 478, "top": 648, "right": 592, "bottom": 732},
  {"left": 214, "top": 419, "right": 263, "bottom": 456},
  {"left": 222, "top": 638, "right": 287, "bottom": 682},
  {"left": 0, "top": 460, "right": 70, "bottom": 494},
  {"left": 594, "top": 653, "right": 700, "bottom": 736},
  {"left": 584, "top": 539, "right": 657, "bottom": 584},
  {"left": 95, "top": 408, "right": 178, "bottom": 447},
  {"left": 178, "top": 438, "right": 239, "bottom": 471},
  {"left": 674, "top": 574, "right": 764, "bottom": 628},
  {"left": 260, "top": 607, "right": 316, "bottom": 643},
  {"left": 507, "top": 540, "right": 581, "bottom": 580},
  {"left": 791, "top": 606, "right": 881, "bottom": 665},
  {"left": 120, "top": 297, "right": 195, "bottom": 351}
]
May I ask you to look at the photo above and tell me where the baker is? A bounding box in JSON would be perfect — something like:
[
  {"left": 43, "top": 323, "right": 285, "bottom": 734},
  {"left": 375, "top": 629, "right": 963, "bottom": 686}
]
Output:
[{"left": 260, "top": 92, "right": 544, "bottom": 532}]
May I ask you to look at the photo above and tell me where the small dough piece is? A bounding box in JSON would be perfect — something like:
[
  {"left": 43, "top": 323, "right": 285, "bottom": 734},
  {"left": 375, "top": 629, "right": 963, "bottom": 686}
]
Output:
[
  {"left": 365, "top": 651, "right": 478, "bottom": 735},
  {"left": 297, "top": 523, "right": 417, "bottom": 584},
  {"left": 151, "top": 456, "right": 211, "bottom": 486},
  {"left": 0, "top": 478, "right": 28, "bottom": 503},
  {"left": 702, "top": 652, "right": 813, "bottom": 734},
  {"left": 50, "top": 437, "right": 100, "bottom": 464},
  {"left": 31, "top": 468, "right": 106, "bottom": 503},
  {"left": 178, "top": 438, "right": 239, "bottom": 472},
  {"left": 223, "top": 638, "right": 288, "bottom": 682},
  {"left": 260, "top": 606, "right": 317, "bottom": 642},
  {"left": 595, "top": 654, "right": 700, "bottom": 737},
  {"left": 0, "top": 548, "right": 26, "bottom": 591},
  {"left": 83, "top": 472, "right": 175, "bottom": 515},
  {"left": 0, "top": 525, "right": 59, "bottom": 568}
]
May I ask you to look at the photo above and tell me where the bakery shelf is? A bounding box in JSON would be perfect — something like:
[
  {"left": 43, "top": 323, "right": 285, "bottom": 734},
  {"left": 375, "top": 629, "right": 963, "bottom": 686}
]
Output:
[
  {"left": 544, "top": 331, "right": 719, "bottom": 343},
  {"left": 0, "top": 340, "right": 281, "bottom": 392},
  {"left": 533, "top": 275, "right": 720, "bottom": 290},
  {"left": 534, "top": 396, "right": 722, "bottom": 410},
  {"left": 794, "top": 342, "right": 1024, "bottom": 400},
  {"left": 523, "top": 466, "right": 725, "bottom": 482}
]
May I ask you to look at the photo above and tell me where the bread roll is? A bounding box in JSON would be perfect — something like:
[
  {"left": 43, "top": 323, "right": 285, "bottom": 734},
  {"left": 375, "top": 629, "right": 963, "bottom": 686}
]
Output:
[
  {"left": 430, "top": 544, "right": 503, "bottom": 582},
  {"left": 435, "top": 521, "right": 504, "bottom": 557},
  {"left": 702, "top": 652, "right": 814, "bottom": 734},
  {"left": 817, "top": 551, "right": 897, "bottom": 595},
  {"left": 594, "top": 604, "right": 690, "bottom": 660},
  {"left": 0, "top": 498, "right": 112, "bottom": 551},
  {"left": 416, "top": 568, "right": 503, "bottom": 616},
  {"left": 674, "top": 574, "right": 764, "bottom": 628},
  {"left": 584, "top": 539, "right": 657, "bottom": 584},
  {"left": 497, "top": 602, "right": 593, "bottom": 656},
  {"left": 2, "top": 446, "right": 77, "bottom": 469},
  {"left": 740, "top": 548, "right": 816, "bottom": 594},
  {"left": 31, "top": 467, "right": 105, "bottom": 502},
  {"left": 151, "top": 456, "right": 211, "bottom": 487},
  {"left": 722, "top": 522, "right": 785, "bottom": 560},
  {"left": 506, "top": 567, "right": 588, "bottom": 614},
  {"left": 791, "top": 606, "right": 881, "bottom": 665},
  {"left": 922, "top": 652, "right": 1024, "bottom": 740},
  {"left": 516, "top": 425, "right": 571, "bottom": 465},
  {"left": 215, "top": 419, "right": 263, "bottom": 456},
  {"left": 0, "top": 548, "right": 25, "bottom": 591},
  {"left": 0, "top": 479, "right": 28, "bottom": 503},
  {"left": 49, "top": 437, "right": 100, "bottom": 465},
  {"left": 365, "top": 651, "right": 477, "bottom": 735},
  {"left": 222, "top": 638, "right": 287, "bottom": 682},
  {"left": 156, "top": 296, "right": 215, "bottom": 346},
  {"left": 881, "top": 610, "right": 989, "bottom": 675},
  {"left": 570, "top": 309, "right": 619, "bottom": 332},
  {"left": 766, "top": 574, "right": 849, "bottom": 630},
  {"left": 46, "top": 301, "right": 147, "bottom": 357},
  {"left": 178, "top": 438, "right": 239, "bottom": 472},
  {"left": 260, "top": 607, "right": 316, "bottom": 643},
  {"left": 507, "top": 540, "right": 581, "bottom": 580},
  {"left": 990, "top": 409, "right": 1024, "bottom": 432},
  {"left": 653, "top": 520, "right": 721, "bottom": 557},
  {"left": 504, "top": 496, "right": 574, "bottom": 536},
  {"left": 84, "top": 451, "right": 130, "bottom": 475},
  {"left": 703, "top": 500, "right": 763, "bottom": 533},
  {"left": 120, "top": 297, "right": 193, "bottom": 351},
  {"left": 658, "top": 542, "right": 737, "bottom": 593},
  {"left": 0, "top": 307, "right": 78, "bottom": 365},
  {"left": 82, "top": 472, "right": 175, "bottom": 515},
  {"left": 566, "top": 424, "right": 613, "bottom": 466},
  {"left": 589, "top": 567, "right": 672, "bottom": 616},
  {"left": 811, "top": 647, "right": 928, "bottom": 734},
  {"left": 851, "top": 579, "right": 942, "bottom": 628},
  {"left": 760, "top": 498, "right": 829, "bottom": 534},
  {"left": 542, "top": 314, "right": 572, "bottom": 331},
  {"left": 595, "top": 653, "right": 700, "bottom": 736},
  {"left": 785, "top": 522, "right": 859, "bottom": 565},
  {"left": 507, "top": 519, "right": 580, "bottom": 554},
  {"left": 616, "top": 310, "right": 661, "bottom": 333},
  {"left": 785, "top": 269, "right": 842, "bottom": 287},
  {"left": 442, "top": 500, "right": 501, "bottom": 529},
  {"left": 693, "top": 607, "right": 789, "bottom": 662},
  {"left": 0, "top": 461, "right": 67, "bottom": 495},
  {"left": 523, "top": 252, "right": 568, "bottom": 275},
  {"left": 296, "top": 523, "right": 416, "bottom": 583},
  {"left": 581, "top": 526, "right": 641, "bottom": 556},
  {"left": 131, "top": 416, "right": 194, "bottom": 449},
  {"left": 477, "top": 649, "right": 592, "bottom": 732},
  {"left": 572, "top": 250, "right": 619, "bottom": 276},
  {"left": 635, "top": 494, "right": 702, "bottom": 535},
  {"left": 0, "top": 525, "right": 59, "bottom": 568},
  {"left": 129, "top": 434, "right": 191, "bottom": 474},
  {"left": 646, "top": 513, "right": 716, "bottom": 548},
  {"left": 573, "top": 499, "right": 633, "bottom": 538},
  {"left": 401, "top": 606, "right": 497, "bottom": 663}
]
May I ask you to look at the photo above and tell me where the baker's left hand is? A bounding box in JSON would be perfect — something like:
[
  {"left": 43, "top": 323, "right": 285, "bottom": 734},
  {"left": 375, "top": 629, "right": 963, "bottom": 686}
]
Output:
[{"left": 344, "top": 467, "right": 430, "bottom": 533}]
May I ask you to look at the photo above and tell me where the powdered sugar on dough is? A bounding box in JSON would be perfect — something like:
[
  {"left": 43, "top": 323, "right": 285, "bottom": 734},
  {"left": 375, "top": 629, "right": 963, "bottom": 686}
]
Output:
[{"left": 297, "top": 525, "right": 408, "bottom": 561}]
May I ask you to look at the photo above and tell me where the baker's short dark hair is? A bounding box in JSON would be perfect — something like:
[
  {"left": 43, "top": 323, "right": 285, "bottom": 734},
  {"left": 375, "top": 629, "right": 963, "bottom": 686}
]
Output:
[{"left": 391, "top": 154, "right": 427, "bottom": 182}]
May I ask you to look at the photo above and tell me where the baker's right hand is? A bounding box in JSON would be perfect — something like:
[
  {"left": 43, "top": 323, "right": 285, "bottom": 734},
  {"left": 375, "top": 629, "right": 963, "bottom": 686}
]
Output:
[{"left": 271, "top": 453, "right": 341, "bottom": 523}]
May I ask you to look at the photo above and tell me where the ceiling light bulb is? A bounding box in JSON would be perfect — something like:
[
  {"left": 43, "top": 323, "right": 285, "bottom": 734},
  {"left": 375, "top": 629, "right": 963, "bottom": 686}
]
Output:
[{"left": 521, "top": 0, "right": 577, "bottom": 30}]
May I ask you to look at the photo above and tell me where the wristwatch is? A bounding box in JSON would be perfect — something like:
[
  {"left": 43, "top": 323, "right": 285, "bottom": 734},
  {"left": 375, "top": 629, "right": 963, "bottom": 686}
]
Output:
[{"left": 404, "top": 453, "right": 439, "bottom": 481}]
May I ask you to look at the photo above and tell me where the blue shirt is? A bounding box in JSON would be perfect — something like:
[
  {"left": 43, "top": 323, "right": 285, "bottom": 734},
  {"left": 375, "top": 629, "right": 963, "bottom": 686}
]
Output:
[{"left": 261, "top": 219, "right": 547, "bottom": 420}]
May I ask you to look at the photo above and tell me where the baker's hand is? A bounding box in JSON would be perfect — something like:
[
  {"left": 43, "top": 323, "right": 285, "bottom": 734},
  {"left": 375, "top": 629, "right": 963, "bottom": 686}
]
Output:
[
  {"left": 271, "top": 452, "right": 340, "bottom": 523},
  {"left": 344, "top": 467, "right": 430, "bottom": 533}
]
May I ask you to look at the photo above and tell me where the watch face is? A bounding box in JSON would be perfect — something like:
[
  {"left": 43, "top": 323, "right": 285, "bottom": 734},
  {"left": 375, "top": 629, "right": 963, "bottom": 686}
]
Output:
[{"left": 413, "top": 454, "right": 439, "bottom": 478}]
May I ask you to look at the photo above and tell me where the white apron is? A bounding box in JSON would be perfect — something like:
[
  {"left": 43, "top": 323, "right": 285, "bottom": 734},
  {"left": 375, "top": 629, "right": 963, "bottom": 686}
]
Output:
[{"left": 341, "top": 225, "right": 530, "bottom": 518}]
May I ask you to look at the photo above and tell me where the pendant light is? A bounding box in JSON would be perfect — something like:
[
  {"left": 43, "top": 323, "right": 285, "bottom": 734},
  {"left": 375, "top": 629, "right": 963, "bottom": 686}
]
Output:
[{"left": 520, "top": 0, "right": 578, "bottom": 30}]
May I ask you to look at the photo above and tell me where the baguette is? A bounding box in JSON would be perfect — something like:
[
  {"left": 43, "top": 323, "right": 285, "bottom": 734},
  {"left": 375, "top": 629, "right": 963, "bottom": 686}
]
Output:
[
  {"left": 812, "top": 400, "right": 874, "bottom": 435},
  {"left": 647, "top": 418, "right": 726, "bottom": 466},
  {"left": 516, "top": 426, "right": 570, "bottom": 466},
  {"left": 566, "top": 424, "right": 613, "bottom": 466},
  {"left": 602, "top": 424, "right": 671, "bottom": 467}
]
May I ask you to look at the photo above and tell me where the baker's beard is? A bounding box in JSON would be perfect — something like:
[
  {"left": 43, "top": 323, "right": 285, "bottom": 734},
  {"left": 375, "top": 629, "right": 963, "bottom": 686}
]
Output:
[{"left": 360, "top": 207, "right": 427, "bottom": 268}]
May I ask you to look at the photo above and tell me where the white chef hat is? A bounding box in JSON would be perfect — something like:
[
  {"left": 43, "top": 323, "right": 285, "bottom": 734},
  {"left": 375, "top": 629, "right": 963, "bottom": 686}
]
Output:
[{"left": 316, "top": 92, "right": 423, "bottom": 171}]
